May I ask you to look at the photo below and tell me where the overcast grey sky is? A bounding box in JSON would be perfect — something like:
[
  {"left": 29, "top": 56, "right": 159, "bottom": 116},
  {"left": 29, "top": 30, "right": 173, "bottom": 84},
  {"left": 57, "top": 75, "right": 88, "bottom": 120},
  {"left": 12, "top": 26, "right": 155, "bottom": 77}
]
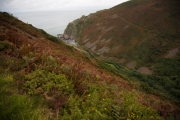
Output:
[{"left": 0, "top": 0, "right": 129, "bottom": 13}]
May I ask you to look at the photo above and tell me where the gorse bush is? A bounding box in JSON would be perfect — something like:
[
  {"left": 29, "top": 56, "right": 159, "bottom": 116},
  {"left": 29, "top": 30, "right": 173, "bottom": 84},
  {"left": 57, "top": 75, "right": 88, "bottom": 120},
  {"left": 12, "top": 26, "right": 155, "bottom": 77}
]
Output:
[
  {"left": 23, "top": 69, "right": 74, "bottom": 95},
  {"left": 58, "top": 81, "right": 162, "bottom": 120},
  {"left": 113, "top": 92, "right": 162, "bottom": 120},
  {"left": 0, "top": 74, "right": 50, "bottom": 120},
  {"left": 60, "top": 82, "right": 115, "bottom": 120}
]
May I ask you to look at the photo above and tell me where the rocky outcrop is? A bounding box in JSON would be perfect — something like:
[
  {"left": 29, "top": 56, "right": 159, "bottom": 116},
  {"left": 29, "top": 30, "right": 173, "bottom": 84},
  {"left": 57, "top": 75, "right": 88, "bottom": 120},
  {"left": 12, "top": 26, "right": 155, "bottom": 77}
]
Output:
[
  {"left": 63, "top": 15, "right": 88, "bottom": 40},
  {"left": 63, "top": 10, "right": 105, "bottom": 41}
]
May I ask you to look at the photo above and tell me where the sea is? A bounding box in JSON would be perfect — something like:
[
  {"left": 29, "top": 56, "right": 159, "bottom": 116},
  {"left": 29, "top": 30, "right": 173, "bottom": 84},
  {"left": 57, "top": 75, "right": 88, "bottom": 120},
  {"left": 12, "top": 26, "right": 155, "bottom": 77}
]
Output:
[{"left": 13, "top": 9, "right": 102, "bottom": 37}]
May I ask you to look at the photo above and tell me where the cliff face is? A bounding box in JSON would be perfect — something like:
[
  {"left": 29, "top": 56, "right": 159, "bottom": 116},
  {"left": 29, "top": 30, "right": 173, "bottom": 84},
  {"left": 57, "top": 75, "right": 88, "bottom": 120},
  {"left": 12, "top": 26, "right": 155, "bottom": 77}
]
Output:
[
  {"left": 64, "top": 0, "right": 180, "bottom": 74},
  {"left": 64, "top": 15, "right": 89, "bottom": 40},
  {"left": 63, "top": 21, "right": 77, "bottom": 40}
]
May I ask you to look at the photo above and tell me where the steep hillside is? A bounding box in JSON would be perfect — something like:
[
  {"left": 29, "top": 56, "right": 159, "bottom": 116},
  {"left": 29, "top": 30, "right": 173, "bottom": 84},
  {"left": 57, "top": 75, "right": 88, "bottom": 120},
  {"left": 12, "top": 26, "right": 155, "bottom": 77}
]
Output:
[
  {"left": 0, "top": 12, "right": 180, "bottom": 119},
  {"left": 64, "top": 0, "right": 180, "bottom": 75}
]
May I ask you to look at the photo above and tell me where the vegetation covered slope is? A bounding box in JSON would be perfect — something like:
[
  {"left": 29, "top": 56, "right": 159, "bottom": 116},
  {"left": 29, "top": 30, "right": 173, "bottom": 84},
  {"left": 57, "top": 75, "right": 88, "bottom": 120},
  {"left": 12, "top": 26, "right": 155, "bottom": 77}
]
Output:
[
  {"left": 0, "top": 11, "right": 180, "bottom": 119},
  {"left": 64, "top": 0, "right": 180, "bottom": 75}
]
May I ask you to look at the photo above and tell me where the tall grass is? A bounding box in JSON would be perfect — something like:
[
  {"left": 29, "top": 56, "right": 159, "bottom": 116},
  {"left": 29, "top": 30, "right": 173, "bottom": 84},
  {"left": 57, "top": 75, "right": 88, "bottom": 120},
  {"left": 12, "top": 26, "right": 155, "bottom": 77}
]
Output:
[{"left": 0, "top": 74, "right": 50, "bottom": 120}]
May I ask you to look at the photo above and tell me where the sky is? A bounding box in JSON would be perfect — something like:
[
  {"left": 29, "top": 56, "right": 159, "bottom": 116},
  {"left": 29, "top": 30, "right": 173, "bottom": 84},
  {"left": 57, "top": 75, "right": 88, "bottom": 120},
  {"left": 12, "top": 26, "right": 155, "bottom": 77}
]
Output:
[{"left": 0, "top": 0, "right": 129, "bottom": 13}]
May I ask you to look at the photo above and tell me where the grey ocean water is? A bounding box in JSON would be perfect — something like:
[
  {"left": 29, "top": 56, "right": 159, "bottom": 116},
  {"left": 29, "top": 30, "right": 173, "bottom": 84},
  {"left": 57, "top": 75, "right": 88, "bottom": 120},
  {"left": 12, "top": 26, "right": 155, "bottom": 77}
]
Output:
[{"left": 13, "top": 10, "right": 98, "bottom": 36}]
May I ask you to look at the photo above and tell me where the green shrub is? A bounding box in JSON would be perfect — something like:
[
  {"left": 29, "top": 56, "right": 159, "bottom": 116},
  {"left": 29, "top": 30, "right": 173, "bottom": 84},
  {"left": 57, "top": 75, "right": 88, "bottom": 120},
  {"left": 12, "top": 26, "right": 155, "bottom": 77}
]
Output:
[
  {"left": 0, "top": 41, "right": 12, "bottom": 51},
  {"left": 0, "top": 74, "right": 50, "bottom": 120},
  {"left": 47, "top": 35, "right": 59, "bottom": 42},
  {"left": 154, "top": 58, "right": 180, "bottom": 77},
  {"left": 118, "top": 92, "right": 162, "bottom": 120},
  {"left": 59, "top": 83, "right": 114, "bottom": 120},
  {"left": 140, "top": 83, "right": 152, "bottom": 93},
  {"left": 58, "top": 81, "right": 162, "bottom": 120},
  {"left": 65, "top": 45, "right": 74, "bottom": 51},
  {"left": 38, "top": 28, "right": 62, "bottom": 44},
  {"left": 23, "top": 69, "right": 74, "bottom": 95}
]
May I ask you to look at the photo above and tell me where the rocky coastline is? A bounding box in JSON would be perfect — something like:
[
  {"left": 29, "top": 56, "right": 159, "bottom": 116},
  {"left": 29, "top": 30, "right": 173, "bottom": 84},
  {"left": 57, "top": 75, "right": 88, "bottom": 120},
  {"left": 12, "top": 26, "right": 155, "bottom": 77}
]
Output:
[{"left": 57, "top": 33, "right": 77, "bottom": 45}]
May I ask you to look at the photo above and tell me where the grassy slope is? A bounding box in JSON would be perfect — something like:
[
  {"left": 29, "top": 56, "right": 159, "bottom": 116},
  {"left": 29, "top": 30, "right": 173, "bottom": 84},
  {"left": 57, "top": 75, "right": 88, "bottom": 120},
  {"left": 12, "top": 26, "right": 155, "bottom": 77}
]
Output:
[
  {"left": 0, "top": 12, "right": 180, "bottom": 119},
  {"left": 75, "top": 0, "right": 180, "bottom": 73},
  {"left": 66, "top": 0, "right": 180, "bottom": 114}
]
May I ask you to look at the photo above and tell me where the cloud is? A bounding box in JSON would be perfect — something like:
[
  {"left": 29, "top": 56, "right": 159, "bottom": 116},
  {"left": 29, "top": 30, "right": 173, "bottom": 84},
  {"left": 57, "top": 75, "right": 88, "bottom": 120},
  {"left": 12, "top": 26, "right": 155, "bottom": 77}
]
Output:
[{"left": 0, "top": 0, "right": 128, "bottom": 12}]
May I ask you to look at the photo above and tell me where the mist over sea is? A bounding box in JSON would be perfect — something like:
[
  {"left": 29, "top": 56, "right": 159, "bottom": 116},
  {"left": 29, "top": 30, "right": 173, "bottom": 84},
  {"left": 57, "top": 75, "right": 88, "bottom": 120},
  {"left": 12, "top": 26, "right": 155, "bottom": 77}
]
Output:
[{"left": 13, "top": 10, "right": 100, "bottom": 37}]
